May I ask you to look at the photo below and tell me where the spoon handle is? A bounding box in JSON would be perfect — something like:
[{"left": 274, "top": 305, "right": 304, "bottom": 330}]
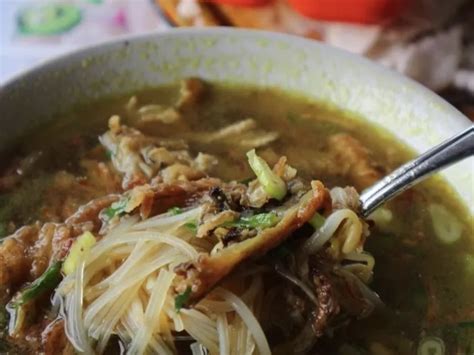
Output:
[{"left": 360, "top": 125, "right": 474, "bottom": 218}]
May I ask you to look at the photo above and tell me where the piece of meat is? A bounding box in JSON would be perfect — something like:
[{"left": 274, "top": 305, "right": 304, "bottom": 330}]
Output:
[
  {"left": 187, "top": 118, "right": 279, "bottom": 150},
  {"left": 100, "top": 116, "right": 216, "bottom": 189},
  {"left": 196, "top": 210, "right": 239, "bottom": 238},
  {"left": 30, "top": 223, "right": 57, "bottom": 280},
  {"left": 1, "top": 194, "right": 119, "bottom": 294},
  {"left": 137, "top": 105, "right": 181, "bottom": 124},
  {"left": 178, "top": 180, "right": 330, "bottom": 302},
  {"left": 41, "top": 319, "right": 73, "bottom": 355},
  {"left": 328, "top": 134, "right": 383, "bottom": 190},
  {"left": 66, "top": 194, "right": 119, "bottom": 227},
  {"left": 308, "top": 254, "right": 341, "bottom": 336},
  {"left": 0, "top": 224, "right": 40, "bottom": 301},
  {"left": 160, "top": 163, "right": 205, "bottom": 183},
  {"left": 176, "top": 78, "right": 206, "bottom": 109}
]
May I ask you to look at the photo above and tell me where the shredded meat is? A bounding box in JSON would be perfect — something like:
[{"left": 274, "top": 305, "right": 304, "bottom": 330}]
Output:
[
  {"left": 176, "top": 78, "right": 206, "bottom": 109},
  {"left": 100, "top": 116, "right": 216, "bottom": 189},
  {"left": 187, "top": 118, "right": 279, "bottom": 150},
  {"left": 196, "top": 210, "right": 239, "bottom": 238},
  {"left": 328, "top": 134, "right": 383, "bottom": 190},
  {"left": 330, "top": 186, "right": 360, "bottom": 211},
  {"left": 137, "top": 105, "right": 181, "bottom": 124}
]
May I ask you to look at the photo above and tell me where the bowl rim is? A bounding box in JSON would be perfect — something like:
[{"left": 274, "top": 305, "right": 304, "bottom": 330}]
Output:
[{"left": 0, "top": 27, "right": 469, "bottom": 129}]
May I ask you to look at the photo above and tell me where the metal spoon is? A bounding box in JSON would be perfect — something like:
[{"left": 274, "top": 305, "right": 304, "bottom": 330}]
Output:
[{"left": 360, "top": 125, "right": 474, "bottom": 218}]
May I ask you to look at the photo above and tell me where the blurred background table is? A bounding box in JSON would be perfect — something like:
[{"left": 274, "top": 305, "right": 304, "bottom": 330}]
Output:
[{"left": 0, "top": 0, "right": 473, "bottom": 120}]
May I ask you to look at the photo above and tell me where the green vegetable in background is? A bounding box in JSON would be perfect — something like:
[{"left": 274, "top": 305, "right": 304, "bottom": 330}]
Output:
[
  {"left": 246, "top": 149, "right": 287, "bottom": 200},
  {"left": 175, "top": 287, "right": 192, "bottom": 312},
  {"left": 226, "top": 212, "right": 280, "bottom": 230}
]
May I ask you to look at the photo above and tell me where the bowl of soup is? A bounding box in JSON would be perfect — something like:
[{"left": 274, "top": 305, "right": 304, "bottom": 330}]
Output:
[{"left": 0, "top": 29, "right": 472, "bottom": 355}]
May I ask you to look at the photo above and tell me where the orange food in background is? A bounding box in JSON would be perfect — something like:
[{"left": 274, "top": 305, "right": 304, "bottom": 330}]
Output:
[
  {"left": 286, "top": 0, "right": 409, "bottom": 23},
  {"left": 207, "top": 0, "right": 271, "bottom": 5},
  {"left": 209, "top": 0, "right": 409, "bottom": 23}
]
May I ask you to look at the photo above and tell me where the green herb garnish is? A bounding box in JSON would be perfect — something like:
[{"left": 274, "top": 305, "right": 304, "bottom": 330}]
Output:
[
  {"left": 309, "top": 213, "right": 325, "bottom": 230},
  {"left": 105, "top": 150, "right": 113, "bottom": 160},
  {"left": 168, "top": 207, "right": 183, "bottom": 215},
  {"left": 226, "top": 212, "right": 279, "bottom": 230},
  {"left": 247, "top": 149, "right": 287, "bottom": 200},
  {"left": 10, "top": 261, "right": 63, "bottom": 307},
  {"left": 6, "top": 261, "right": 63, "bottom": 335},
  {"left": 103, "top": 198, "right": 129, "bottom": 220},
  {"left": 184, "top": 221, "right": 198, "bottom": 233},
  {"left": 175, "top": 287, "right": 192, "bottom": 312}
]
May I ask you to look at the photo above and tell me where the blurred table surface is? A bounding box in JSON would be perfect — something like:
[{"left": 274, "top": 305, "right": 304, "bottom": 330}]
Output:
[{"left": 1, "top": 0, "right": 472, "bottom": 121}]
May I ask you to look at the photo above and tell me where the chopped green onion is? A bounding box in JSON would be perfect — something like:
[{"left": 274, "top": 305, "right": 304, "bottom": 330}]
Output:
[
  {"left": 10, "top": 261, "right": 62, "bottom": 307},
  {"left": 175, "top": 287, "right": 192, "bottom": 312},
  {"left": 105, "top": 150, "right": 113, "bottom": 160},
  {"left": 428, "top": 204, "right": 463, "bottom": 244},
  {"left": 168, "top": 207, "right": 183, "bottom": 215},
  {"left": 417, "top": 336, "right": 445, "bottom": 355},
  {"left": 226, "top": 212, "right": 280, "bottom": 230},
  {"left": 7, "top": 260, "right": 63, "bottom": 334},
  {"left": 62, "top": 231, "right": 96, "bottom": 275},
  {"left": 184, "top": 221, "right": 198, "bottom": 233},
  {"left": 102, "top": 197, "right": 129, "bottom": 220},
  {"left": 309, "top": 213, "right": 325, "bottom": 230},
  {"left": 246, "top": 149, "right": 287, "bottom": 201}
]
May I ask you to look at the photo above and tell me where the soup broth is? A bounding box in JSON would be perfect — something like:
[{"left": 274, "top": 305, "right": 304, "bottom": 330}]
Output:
[{"left": 0, "top": 82, "right": 472, "bottom": 354}]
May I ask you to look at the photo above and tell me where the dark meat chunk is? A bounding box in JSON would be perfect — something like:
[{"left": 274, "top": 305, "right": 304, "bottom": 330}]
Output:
[
  {"left": 176, "top": 78, "right": 206, "bottom": 109},
  {"left": 309, "top": 255, "right": 341, "bottom": 336},
  {"left": 41, "top": 319, "right": 72, "bottom": 355}
]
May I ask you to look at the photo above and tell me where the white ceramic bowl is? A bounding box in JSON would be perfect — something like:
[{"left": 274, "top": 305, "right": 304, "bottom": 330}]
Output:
[{"left": 0, "top": 28, "right": 472, "bottom": 212}]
